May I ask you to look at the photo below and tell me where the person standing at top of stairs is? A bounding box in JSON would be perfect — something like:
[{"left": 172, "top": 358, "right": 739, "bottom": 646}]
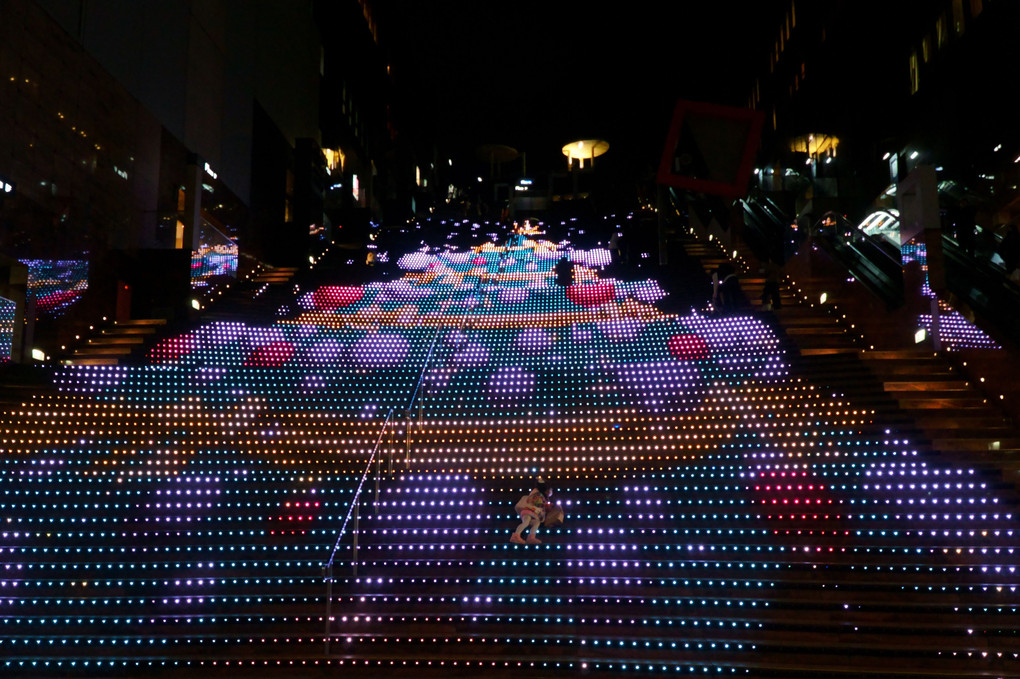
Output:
[
  {"left": 712, "top": 261, "right": 745, "bottom": 315},
  {"left": 761, "top": 257, "right": 783, "bottom": 311}
]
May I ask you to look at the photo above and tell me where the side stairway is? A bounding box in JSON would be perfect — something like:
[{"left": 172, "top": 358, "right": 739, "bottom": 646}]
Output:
[
  {"left": 201, "top": 265, "right": 300, "bottom": 323},
  {"left": 63, "top": 318, "right": 168, "bottom": 365},
  {"left": 697, "top": 236, "right": 1020, "bottom": 494},
  {"left": 59, "top": 265, "right": 300, "bottom": 365}
]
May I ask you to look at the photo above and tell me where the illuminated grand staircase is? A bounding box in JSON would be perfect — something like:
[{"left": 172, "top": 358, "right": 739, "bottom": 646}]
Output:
[{"left": 2, "top": 216, "right": 1020, "bottom": 678}]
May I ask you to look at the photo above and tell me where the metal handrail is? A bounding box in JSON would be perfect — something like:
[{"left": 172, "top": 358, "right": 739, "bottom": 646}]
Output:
[
  {"left": 323, "top": 407, "right": 398, "bottom": 565},
  {"left": 322, "top": 406, "right": 397, "bottom": 654},
  {"left": 321, "top": 228, "right": 518, "bottom": 656},
  {"left": 941, "top": 233, "right": 1020, "bottom": 347},
  {"left": 814, "top": 211, "right": 904, "bottom": 306},
  {"left": 403, "top": 232, "right": 517, "bottom": 435}
]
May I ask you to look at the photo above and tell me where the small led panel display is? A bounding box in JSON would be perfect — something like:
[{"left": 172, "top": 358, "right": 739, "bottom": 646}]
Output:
[
  {"left": 22, "top": 258, "right": 89, "bottom": 317},
  {"left": 191, "top": 220, "right": 239, "bottom": 288}
]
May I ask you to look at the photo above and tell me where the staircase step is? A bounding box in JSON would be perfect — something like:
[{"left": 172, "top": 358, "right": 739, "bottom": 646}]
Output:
[
  {"left": 786, "top": 335, "right": 860, "bottom": 349},
  {"left": 71, "top": 345, "right": 134, "bottom": 357},
  {"left": 62, "top": 356, "right": 121, "bottom": 365},
  {"left": 795, "top": 347, "right": 862, "bottom": 356},
  {"left": 111, "top": 318, "right": 167, "bottom": 327},
  {"left": 897, "top": 396, "right": 990, "bottom": 409},
  {"left": 779, "top": 322, "right": 852, "bottom": 332},
  {"left": 930, "top": 437, "right": 1020, "bottom": 452},
  {"left": 859, "top": 349, "right": 937, "bottom": 361},
  {"left": 882, "top": 379, "right": 972, "bottom": 390},
  {"left": 774, "top": 314, "right": 843, "bottom": 327},
  {"left": 100, "top": 326, "right": 160, "bottom": 337},
  {"left": 86, "top": 335, "right": 145, "bottom": 346}
]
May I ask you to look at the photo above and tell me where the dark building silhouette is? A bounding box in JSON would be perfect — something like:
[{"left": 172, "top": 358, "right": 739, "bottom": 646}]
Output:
[
  {"left": 747, "top": 0, "right": 1020, "bottom": 231},
  {"left": 0, "top": 0, "right": 406, "bottom": 361}
]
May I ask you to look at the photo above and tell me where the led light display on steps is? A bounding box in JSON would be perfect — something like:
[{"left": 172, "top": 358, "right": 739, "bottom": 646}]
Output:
[{"left": 1, "top": 215, "right": 1017, "bottom": 676}]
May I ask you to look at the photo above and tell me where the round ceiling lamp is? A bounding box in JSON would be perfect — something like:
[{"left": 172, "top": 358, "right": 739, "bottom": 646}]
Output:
[{"left": 562, "top": 139, "right": 609, "bottom": 169}]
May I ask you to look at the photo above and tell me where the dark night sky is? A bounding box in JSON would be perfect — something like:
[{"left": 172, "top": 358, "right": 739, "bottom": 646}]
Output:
[{"left": 382, "top": 1, "right": 786, "bottom": 173}]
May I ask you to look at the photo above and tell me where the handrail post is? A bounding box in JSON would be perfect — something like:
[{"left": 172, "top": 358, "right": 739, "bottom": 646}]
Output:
[
  {"left": 930, "top": 297, "right": 942, "bottom": 352},
  {"left": 417, "top": 391, "right": 423, "bottom": 433},
  {"left": 405, "top": 410, "right": 412, "bottom": 465},
  {"left": 352, "top": 500, "right": 360, "bottom": 577},
  {"left": 388, "top": 422, "right": 394, "bottom": 475},
  {"left": 374, "top": 455, "right": 381, "bottom": 513},
  {"left": 323, "top": 563, "right": 333, "bottom": 656}
]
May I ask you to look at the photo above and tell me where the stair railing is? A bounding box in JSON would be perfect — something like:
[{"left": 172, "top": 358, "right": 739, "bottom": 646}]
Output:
[
  {"left": 322, "top": 406, "right": 397, "bottom": 655},
  {"left": 321, "top": 225, "right": 518, "bottom": 657},
  {"left": 403, "top": 230, "right": 517, "bottom": 447}
]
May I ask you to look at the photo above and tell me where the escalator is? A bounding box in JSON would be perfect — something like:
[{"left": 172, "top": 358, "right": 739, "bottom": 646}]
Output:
[
  {"left": 942, "top": 231, "right": 1020, "bottom": 346},
  {"left": 738, "top": 193, "right": 805, "bottom": 262},
  {"left": 810, "top": 207, "right": 1020, "bottom": 347},
  {"left": 814, "top": 210, "right": 905, "bottom": 308}
]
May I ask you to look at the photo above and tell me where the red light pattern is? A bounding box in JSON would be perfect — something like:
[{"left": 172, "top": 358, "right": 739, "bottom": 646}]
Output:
[
  {"left": 667, "top": 333, "right": 709, "bottom": 360},
  {"left": 311, "top": 285, "right": 364, "bottom": 311},
  {"left": 244, "top": 341, "right": 296, "bottom": 367},
  {"left": 149, "top": 334, "right": 197, "bottom": 361},
  {"left": 565, "top": 282, "right": 615, "bottom": 307}
]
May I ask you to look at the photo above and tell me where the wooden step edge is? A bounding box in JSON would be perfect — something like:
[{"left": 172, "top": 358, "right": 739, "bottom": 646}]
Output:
[
  {"left": 72, "top": 346, "right": 134, "bottom": 356},
  {"left": 112, "top": 318, "right": 167, "bottom": 327},
  {"left": 88, "top": 336, "right": 145, "bottom": 346},
  {"left": 62, "top": 357, "right": 120, "bottom": 366}
]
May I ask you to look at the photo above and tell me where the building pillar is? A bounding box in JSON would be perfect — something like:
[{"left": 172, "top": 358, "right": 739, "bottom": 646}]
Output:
[
  {"left": 898, "top": 164, "right": 944, "bottom": 297},
  {"left": 0, "top": 258, "right": 30, "bottom": 363},
  {"left": 182, "top": 155, "right": 203, "bottom": 251}
]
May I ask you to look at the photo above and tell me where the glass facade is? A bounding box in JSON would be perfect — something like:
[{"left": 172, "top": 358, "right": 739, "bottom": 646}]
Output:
[
  {"left": 23, "top": 257, "right": 89, "bottom": 317},
  {"left": 0, "top": 0, "right": 158, "bottom": 259},
  {"left": 191, "top": 219, "right": 239, "bottom": 288}
]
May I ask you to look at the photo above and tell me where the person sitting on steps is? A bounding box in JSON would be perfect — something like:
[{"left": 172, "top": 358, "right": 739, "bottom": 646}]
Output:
[{"left": 510, "top": 477, "right": 551, "bottom": 545}]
